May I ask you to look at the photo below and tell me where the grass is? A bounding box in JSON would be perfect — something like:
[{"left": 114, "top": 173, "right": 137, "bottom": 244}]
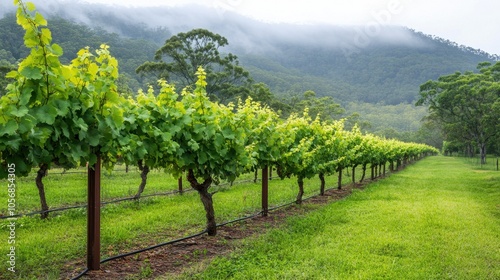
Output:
[
  {"left": 176, "top": 156, "right": 500, "bottom": 280},
  {"left": 0, "top": 164, "right": 364, "bottom": 279},
  {"left": 0, "top": 165, "right": 184, "bottom": 214},
  {"left": 460, "top": 155, "right": 500, "bottom": 171}
]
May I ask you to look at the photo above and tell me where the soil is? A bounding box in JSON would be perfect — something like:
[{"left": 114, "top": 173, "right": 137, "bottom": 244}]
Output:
[{"left": 62, "top": 180, "right": 376, "bottom": 280}]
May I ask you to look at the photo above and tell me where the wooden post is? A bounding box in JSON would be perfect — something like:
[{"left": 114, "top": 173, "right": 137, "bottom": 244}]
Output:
[
  {"left": 262, "top": 166, "right": 269, "bottom": 217},
  {"left": 351, "top": 166, "right": 356, "bottom": 186},
  {"left": 337, "top": 167, "right": 342, "bottom": 190},
  {"left": 178, "top": 176, "right": 183, "bottom": 194},
  {"left": 87, "top": 155, "right": 101, "bottom": 270}
]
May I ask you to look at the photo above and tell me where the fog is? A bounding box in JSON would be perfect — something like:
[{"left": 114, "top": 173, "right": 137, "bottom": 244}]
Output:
[{"left": 0, "top": 0, "right": 431, "bottom": 55}]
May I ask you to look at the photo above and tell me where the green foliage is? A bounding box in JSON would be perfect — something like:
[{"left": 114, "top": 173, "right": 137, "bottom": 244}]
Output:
[
  {"left": 0, "top": 1, "right": 125, "bottom": 178},
  {"left": 136, "top": 28, "right": 253, "bottom": 104},
  {"left": 171, "top": 67, "right": 253, "bottom": 183},
  {"left": 242, "top": 30, "right": 496, "bottom": 106},
  {"left": 417, "top": 61, "right": 500, "bottom": 163},
  {"left": 189, "top": 156, "right": 500, "bottom": 280},
  {"left": 119, "top": 81, "right": 182, "bottom": 170},
  {"left": 274, "top": 110, "right": 318, "bottom": 181},
  {"left": 234, "top": 97, "right": 282, "bottom": 170},
  {"left": 277, "top": 90, "right": 346, "bottom": 120},
  {"left": 0, "top": 11, "right": 161, "bottom": 94}
]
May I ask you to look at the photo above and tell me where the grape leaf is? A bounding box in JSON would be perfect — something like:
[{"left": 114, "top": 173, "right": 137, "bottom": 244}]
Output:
[{"left": 20, "top": 66, "right": 43, "bottom": 80}]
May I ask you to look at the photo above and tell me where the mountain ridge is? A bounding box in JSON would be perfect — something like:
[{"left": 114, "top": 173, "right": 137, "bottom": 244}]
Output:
[
  {"left": 0, "top": 0, "right": 497, "bottom": 140},
  {"left": 1, "top": 0, "right": 490, "bottom": 105}
]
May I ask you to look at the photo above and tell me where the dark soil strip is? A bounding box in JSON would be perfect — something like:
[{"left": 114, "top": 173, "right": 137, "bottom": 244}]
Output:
[{"left": 65, "top": 180, "right": 377, "bottom": 280}]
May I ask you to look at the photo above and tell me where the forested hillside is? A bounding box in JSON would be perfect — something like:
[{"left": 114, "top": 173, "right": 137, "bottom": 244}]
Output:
[
  {"left": 231, "top": 24, "right": 497, "bottom": 105},
  {"left": 0, "top": 0, "right": 497, "bottom": 142}
]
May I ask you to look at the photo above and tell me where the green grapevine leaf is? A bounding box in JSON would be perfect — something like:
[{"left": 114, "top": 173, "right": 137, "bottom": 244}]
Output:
[
  {"left": 0, "top": 119, "right": 18, "bottom": 136},
  {"left": 20, "top": 66, "right": 43, "bottom": 79}
]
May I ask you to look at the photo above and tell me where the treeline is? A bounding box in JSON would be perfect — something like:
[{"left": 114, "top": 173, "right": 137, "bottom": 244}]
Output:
[
  {"left": 0, "top": 13, "right": 349, "bottom": 119},
  {"left": 1, "top": 8, "right": 496, "bottom": 106},
  {"left": 1, "top": 1, "right": 495, "bottom": 145},
  {"left": 241, "top": 36, "right": 496, "bottom": 105},
  {"left": 0, "top": 1, "right": 438, "bottom": 236},
  {"left": 417, "top": 61, "right": 500, "bottom": 162}
]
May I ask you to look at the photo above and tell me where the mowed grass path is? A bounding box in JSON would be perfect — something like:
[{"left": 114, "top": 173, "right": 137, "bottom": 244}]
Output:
[{"left": 182, "top": 156, "right": 500, "bottom": 280}]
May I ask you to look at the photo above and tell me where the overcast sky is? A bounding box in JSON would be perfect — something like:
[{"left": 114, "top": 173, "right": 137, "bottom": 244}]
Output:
[
  {"left": 76, "top": 0, "right": 500, "bottom": 55},
  {"left": 0, "top": 0, "right": 494, "bottom": 55}
]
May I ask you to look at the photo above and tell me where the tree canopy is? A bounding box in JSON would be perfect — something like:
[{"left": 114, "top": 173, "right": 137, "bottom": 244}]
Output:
[
  {"left": 417, "top": 61, "right": 500, "bottom": 163},
  {"left": 136, "top": 28, "right": 253, "bottom": 104}
]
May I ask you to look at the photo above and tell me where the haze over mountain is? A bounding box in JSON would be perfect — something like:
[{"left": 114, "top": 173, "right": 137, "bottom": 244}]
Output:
[{"left": 0, "top": 0, "right": 497, "bottom": 139}]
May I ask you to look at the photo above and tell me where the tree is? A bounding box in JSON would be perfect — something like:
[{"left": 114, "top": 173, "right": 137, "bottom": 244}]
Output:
[
  {"left": 417, "top": 62, "right": 500, "bottom": 164},
  {"left": 296, "top": 90, "right": 345, "bottom": 121},
  {"left": 0, "top": 48, "right": 17, "bottom": 97},
  {"left": 136, "top": 28, "right": 253, "bottom": 104},
  {"left": 414, "top": 116, "right": 444, "bottom": 150}
]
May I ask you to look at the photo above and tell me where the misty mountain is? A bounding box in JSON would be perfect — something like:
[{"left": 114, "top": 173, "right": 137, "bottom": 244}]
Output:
[
  {"left": 0, "top": 0, "right": 497, "bottom": 142},
  {"left": 1, "top": 0, "right": 496, "bottom": 106}
]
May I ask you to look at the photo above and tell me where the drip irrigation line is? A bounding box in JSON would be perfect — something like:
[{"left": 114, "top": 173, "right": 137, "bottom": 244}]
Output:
[
  {"left": 71, "top": 196, "right": 296, "bottom": 279},
  {"left": 101, "top": 230, "right": 209, "bottom": 263},
  {"left": 70, "top": 268, "right": 89, "bottom": 280},
  {"left": 62, "top": 161, "right": 414, "bottom": 279},
  {"left": 216, "top": 211, "right": 264, "bottom": 227}
]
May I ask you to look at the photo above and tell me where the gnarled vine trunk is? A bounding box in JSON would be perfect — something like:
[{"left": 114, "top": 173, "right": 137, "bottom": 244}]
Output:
[
  {"left": 296, "top": 177, "right": 304, "bottom": 204},
  {"left": 360, "top": 164, "right": 367, "bottom": 183},
  {"left": 35, "top": 164, "right": 49, "bottom": 219},
  {"left": 319, "top": 173, "right": 325, "bottom": 196},
  {"left": 134, "top": 160, "right": 150, "bottom": 199},
  {"left": 187, "top": 169, "right": 216, "bottom": 236}
]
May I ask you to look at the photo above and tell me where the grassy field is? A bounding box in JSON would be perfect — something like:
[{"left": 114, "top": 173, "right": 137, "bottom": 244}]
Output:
[
  {"left": 176, "top": 156, "right": 500, "bottom": 280},
  {"left": 0, "top": 164, "right": 365, "bottom": 279}
]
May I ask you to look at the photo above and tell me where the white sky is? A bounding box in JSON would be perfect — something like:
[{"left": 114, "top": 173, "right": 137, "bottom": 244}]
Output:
[{"left": 80, "top": 0, "right": 500, "bottom": 55}]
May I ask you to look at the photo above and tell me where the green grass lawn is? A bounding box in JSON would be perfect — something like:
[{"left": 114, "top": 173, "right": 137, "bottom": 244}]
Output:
[
  {"left": 177, "top": 156, "right": 500, "bottom": 280},
  {"left": 0, "top": 164, "right": 361, "bottom": 279}
]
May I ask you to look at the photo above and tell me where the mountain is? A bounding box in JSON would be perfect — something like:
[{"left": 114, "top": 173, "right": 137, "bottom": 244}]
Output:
[
  {"left": 0, "top": 0, "right": 497, "bottom": 139},
  {"left": 2, "top": 0, "right": 496, "bottom": 104}
]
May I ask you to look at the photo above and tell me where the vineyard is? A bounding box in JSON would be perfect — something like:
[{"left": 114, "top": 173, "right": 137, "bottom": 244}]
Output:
[{"left": 0, "top": 1, "right": 440, "bottom": 279}]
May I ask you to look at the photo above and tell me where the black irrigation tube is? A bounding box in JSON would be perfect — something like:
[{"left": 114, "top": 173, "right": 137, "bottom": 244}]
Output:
[
  {"left": 71, "top": 182, "right": 343, "bottom": 279},
  {"left": 69, "top": 163, "right": 416, "bottom": 279}
]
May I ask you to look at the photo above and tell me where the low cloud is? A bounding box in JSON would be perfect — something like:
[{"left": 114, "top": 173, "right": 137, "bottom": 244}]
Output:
[{"left": 0, "top": 0, "right": 430, "bottom": 55}]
